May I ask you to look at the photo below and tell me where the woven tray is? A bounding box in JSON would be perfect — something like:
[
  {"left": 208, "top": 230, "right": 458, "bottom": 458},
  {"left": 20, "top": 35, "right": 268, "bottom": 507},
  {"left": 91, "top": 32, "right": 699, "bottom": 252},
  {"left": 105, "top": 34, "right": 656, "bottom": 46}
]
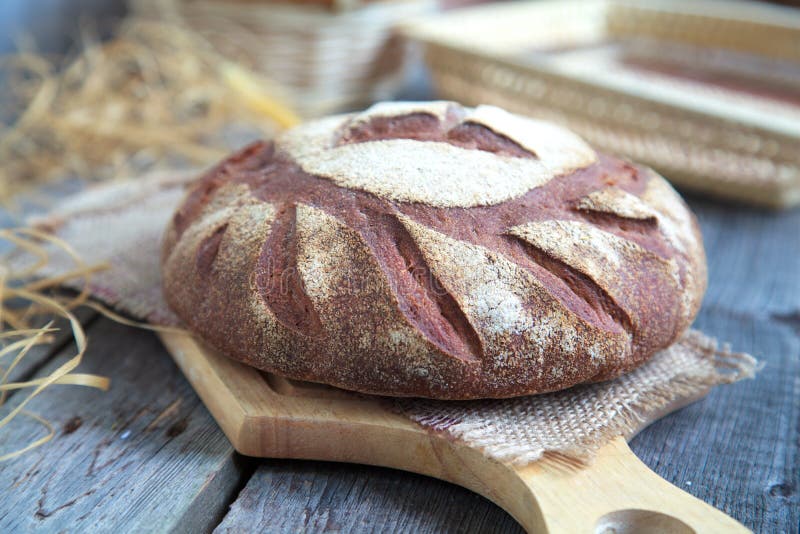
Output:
[
  {"left": 133, "top": 0, "right": 434, "bottom": 117},
  {"left": 403, "top": 0, "right": 800, "bottom": 209}
]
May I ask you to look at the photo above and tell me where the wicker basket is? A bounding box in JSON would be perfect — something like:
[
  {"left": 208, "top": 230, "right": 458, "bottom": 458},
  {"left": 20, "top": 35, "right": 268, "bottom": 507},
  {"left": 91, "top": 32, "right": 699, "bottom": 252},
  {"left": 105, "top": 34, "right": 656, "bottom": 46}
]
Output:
[
  {"left": 404, "top": 0, "right": 800, "bottom": 209},
  {"left": 132, "top": 0, "right": 434, "bottom": 117}
]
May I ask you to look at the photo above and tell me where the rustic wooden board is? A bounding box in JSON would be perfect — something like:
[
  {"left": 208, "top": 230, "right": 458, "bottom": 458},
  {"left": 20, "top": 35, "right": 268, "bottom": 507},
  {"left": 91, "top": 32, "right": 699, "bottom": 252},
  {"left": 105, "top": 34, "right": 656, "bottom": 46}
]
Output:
[
  {"left": 159, "top": 330, "right": 748, "bottom": 533},
  {"left": 0, "top": 318, "right": 249, "bottom": 533},
  {"left": 3, "top": 198, "right": 793, "bottom": 533},
  {"left": 0, "top": 210, "right": 794, "bottom": 533}
]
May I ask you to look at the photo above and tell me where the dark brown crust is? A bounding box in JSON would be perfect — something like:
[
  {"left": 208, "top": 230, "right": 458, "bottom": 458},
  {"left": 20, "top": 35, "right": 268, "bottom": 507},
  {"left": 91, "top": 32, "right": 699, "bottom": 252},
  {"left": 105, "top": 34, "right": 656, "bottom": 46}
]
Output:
[{"left": 161, "top": 109, "right": 706, "bottom": 399}]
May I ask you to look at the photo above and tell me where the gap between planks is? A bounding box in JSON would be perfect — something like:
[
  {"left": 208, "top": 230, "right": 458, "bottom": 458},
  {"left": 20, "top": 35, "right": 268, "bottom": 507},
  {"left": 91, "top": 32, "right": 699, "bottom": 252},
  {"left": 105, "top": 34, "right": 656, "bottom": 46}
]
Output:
[{"left": 0, "top": 317, "right": 258, "bottom": 534}]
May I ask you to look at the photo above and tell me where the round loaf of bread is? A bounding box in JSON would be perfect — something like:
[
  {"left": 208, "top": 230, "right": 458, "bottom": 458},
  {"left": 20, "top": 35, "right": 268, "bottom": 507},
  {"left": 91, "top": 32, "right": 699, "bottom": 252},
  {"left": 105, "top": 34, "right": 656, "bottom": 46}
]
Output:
[{"left": 161, "top": 101, "right": 706, "bottom": 399}]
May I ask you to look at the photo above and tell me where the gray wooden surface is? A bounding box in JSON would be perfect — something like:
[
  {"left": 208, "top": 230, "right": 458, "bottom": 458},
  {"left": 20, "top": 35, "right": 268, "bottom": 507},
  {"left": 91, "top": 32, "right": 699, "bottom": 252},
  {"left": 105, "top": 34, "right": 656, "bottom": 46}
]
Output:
[{"left": 1, "top": 195, "right": 797, "bottom": 533}]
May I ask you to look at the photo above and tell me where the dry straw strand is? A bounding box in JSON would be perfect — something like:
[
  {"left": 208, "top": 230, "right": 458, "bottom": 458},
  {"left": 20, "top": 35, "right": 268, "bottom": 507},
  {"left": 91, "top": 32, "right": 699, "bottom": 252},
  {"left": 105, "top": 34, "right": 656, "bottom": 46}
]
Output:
[
  {"left": 0, "top": 18, "right": 298, "bottom": 204},
  {"left": 0, "top": 229, "right": 110, "bottom": 461}
]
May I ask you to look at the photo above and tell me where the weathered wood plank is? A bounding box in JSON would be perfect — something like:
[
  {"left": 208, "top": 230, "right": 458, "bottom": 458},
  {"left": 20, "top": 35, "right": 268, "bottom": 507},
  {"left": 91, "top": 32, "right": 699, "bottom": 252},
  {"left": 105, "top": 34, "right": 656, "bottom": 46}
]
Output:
[
  {"left": 689, "top": 197, "right": 800, "bottom": 319},
  {"left": 631, "top": 309, "right": 799, "bottom": 533},
  {"left": 0, "top": 317, "right": 249, "bottom": 533},
  {"left": 214, "top": 460, "right": 524, "bottom": 534}
]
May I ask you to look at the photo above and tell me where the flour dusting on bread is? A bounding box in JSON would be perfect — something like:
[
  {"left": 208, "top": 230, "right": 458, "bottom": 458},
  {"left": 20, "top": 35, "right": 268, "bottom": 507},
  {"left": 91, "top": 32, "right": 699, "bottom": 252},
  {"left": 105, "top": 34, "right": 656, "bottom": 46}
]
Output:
[{"left": 277, "top": 102, "right": 597, "bottom": 208}]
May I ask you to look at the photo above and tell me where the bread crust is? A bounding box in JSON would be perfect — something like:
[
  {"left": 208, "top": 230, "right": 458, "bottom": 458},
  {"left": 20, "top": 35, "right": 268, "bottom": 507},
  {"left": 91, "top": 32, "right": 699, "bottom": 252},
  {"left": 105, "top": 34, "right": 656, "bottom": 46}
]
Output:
[{"left": 161, "top": 102, "right": 706, "bottom": 399}]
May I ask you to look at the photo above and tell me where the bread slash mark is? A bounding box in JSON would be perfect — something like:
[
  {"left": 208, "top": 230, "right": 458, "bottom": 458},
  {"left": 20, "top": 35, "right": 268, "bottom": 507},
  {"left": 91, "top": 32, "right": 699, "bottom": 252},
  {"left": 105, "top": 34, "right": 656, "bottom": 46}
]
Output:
[
  {"left": 509, "top": 235, "right": 634, "bottom": 338},
  {"left": 255, "top": 204, "right": 323, "bottom": 336},
  {"left": 576, "top": 209, "right": 658, "bottom": 235},
  {"left": 195, "top": 223, "right": 228, "bottom": 277},
  {"left": 368, "top": 212, "right": 483, "bottom": 364}
]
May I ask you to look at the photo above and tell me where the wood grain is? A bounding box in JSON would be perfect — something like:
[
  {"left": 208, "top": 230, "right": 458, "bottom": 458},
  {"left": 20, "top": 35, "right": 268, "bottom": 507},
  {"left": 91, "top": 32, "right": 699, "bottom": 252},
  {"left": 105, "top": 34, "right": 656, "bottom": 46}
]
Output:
[
  {"left": 214, "top": 460, "right": 525, "bottom": 534},
  {"left": 693, "top": 197, "right": 800, "bottom": 319},
  {"left": 631, "top": 310, "right": 800, "bottom": 533},
  {"left": 0, "top": 318, "right": 250, "bottom": 533}
]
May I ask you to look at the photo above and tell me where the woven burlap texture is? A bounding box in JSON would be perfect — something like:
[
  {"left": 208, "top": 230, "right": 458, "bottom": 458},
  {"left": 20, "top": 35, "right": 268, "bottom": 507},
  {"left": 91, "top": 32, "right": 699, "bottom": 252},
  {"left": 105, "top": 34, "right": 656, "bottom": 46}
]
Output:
[{"left": 22, "top": 171, "right": 757, "bottom": 465}]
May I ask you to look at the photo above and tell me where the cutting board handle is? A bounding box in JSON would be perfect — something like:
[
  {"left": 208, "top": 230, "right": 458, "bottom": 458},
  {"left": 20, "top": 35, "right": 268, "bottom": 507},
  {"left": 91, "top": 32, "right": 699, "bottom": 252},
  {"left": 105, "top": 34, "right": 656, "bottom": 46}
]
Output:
[{"left": 505, "top": 436, "right": 749, "bottom": 533}]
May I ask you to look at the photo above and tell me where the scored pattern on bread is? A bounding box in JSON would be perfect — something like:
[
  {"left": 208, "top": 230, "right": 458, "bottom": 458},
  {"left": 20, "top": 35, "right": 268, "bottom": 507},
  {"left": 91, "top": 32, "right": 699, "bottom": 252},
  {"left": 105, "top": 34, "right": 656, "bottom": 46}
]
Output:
[
  {"left": 507, "top": 220, "right": 681, "bottom": 351},
  {"left": 278, "top": 102, "right": 597, "bottom": 208},
  {"left": 575, "top": 187, "right": 660, "bottom": 222},
  {"left": 161, "top": 102, "right": 706, "bottom": 399}
]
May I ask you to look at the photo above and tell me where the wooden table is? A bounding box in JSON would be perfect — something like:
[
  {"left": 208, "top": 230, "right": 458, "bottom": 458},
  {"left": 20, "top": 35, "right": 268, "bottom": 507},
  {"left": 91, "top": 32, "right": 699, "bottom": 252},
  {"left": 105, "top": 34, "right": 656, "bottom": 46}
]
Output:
[{"left": 0, "top": 193, "right": 797, "bottom": 533}]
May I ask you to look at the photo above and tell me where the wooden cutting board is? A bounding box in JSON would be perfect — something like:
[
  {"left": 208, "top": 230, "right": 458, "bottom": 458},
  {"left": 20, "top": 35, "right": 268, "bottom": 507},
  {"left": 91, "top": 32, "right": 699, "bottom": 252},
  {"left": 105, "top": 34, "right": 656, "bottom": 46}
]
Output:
[{"left": 159, "top": 331, "right": 749, "bottom": 533}]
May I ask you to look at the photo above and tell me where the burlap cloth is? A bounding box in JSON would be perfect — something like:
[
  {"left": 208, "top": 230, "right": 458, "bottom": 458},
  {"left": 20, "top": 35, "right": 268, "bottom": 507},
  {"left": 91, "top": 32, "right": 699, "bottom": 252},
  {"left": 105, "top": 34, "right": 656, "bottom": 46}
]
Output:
[{"left": 23, "top": 171, "right": 757, "bottom": 465}]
